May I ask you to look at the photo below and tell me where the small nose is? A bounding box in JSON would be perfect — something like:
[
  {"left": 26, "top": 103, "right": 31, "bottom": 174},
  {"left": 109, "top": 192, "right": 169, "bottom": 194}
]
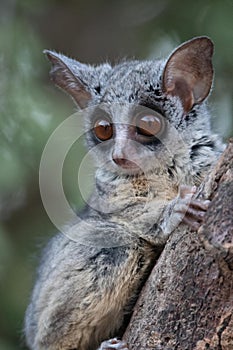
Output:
[
  {"left": 112, "top": 132, "right": 138, "bottom": 169},
  {"left": 112, "top": 157, "right": 129, "bottom": 167},
  {"left": 112, "top": 147, "right": 127, "bottom": 165},
  {"left": 112, "top": 150, "right": 138, "bottom": 169}
]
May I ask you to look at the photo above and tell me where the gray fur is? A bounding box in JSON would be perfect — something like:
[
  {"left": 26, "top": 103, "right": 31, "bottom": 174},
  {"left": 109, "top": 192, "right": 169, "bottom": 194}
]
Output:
[{"left": 25, "top": 37, "right": 224, "bottom": 350}]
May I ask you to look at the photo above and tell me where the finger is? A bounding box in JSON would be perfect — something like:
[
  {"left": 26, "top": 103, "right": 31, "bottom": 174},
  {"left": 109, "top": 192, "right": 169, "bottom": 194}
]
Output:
[
  {"left": 189, "top": 199, "right": 211, "bottom": 211},
  {"left": 182, "top": 216, "right": 201, "bottom": 231},
  {"left": 177, "top": 206, "right": 206, "bottom": 221}
]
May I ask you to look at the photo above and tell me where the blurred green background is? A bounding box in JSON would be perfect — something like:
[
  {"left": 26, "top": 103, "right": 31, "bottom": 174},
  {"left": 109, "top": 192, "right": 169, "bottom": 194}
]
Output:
[{"left": 0, "top": 0, "right": 232, "bottom": 349}]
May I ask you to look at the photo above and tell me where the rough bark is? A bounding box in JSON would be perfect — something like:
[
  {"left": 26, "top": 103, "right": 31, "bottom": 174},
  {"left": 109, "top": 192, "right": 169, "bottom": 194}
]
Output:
[{"left": 124, "top": 140, "right": 233, "bottom": 350}]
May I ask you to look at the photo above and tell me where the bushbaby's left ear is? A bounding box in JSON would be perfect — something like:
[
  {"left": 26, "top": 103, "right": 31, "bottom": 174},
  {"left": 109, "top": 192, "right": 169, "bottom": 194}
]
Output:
[{"left": 162, "top": 37, "right": 214, "bottom": 114}]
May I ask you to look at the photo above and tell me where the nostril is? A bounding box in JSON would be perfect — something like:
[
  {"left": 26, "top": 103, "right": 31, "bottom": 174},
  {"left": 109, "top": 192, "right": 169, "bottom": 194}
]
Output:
[
  {"left": 112, "top": 157, "right": 128, "bottom": 166},
  {"left": 112, "top": 157, "right": 138, "bottom": 169}
]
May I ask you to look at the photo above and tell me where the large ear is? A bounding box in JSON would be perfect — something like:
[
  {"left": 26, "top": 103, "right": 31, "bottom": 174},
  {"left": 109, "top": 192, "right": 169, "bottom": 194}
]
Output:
[
  {"left": 162, "top": 37, "right": 214, "bottom": 114},
  {"left": 44, "top": 50, "right": 93, "bottom": 109}
]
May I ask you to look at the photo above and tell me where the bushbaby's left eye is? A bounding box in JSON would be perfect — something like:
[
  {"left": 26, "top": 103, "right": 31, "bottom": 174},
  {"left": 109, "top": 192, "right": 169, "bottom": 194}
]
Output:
[{"left": 136, "top": 114, "right": 163, "bottom": 137}]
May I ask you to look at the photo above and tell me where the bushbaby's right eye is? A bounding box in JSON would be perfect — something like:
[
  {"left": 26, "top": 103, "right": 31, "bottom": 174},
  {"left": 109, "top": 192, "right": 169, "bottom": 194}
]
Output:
[{"left": 93, "top": 119, "right": 113, "bottom": 141}]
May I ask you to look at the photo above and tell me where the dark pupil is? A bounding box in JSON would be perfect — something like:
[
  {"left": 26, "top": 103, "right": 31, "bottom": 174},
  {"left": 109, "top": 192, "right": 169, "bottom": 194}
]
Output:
[{"left": 94, "top": 120, "right": 113, "bottom": 141}]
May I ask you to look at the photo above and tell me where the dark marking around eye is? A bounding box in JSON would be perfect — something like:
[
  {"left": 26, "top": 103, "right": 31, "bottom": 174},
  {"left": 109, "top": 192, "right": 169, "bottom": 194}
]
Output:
[{"left": 145, "top": 138, "right": 163, "bottom": 150}]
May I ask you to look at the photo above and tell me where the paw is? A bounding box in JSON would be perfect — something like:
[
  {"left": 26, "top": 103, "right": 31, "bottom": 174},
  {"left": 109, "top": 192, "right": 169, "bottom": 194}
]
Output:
[
  {"left": 99, "top": 338, "right": 128, "bottom": 350},
  {"left": 175, "top": 185, "right": 210, "bottom": 231}
]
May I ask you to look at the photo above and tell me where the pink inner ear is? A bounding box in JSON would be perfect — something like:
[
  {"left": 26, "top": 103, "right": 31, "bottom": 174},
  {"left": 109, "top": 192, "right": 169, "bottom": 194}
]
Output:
[{"left": 162, "top": 37, "right": 214, "bottom": 113}]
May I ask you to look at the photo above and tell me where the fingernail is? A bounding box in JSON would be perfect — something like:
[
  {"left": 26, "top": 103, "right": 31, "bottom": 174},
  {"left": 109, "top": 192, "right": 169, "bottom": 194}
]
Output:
[{"left": 204, "top": 200, "right": 211, "bottom": 206}]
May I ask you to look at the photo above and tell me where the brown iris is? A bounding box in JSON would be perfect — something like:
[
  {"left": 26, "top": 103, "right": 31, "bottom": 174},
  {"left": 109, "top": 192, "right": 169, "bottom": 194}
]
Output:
[
  {"left": 136, "top": 114, "right": 162, "bottom": 137},
  {"left": 93, "top": 119, "right": 113, "bottom": 141}
]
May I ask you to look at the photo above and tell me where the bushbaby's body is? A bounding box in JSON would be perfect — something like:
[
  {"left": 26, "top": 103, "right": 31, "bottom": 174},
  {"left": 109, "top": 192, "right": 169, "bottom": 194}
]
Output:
[{"left": 25, "top": 37, "right": 224, "bottom": 350}]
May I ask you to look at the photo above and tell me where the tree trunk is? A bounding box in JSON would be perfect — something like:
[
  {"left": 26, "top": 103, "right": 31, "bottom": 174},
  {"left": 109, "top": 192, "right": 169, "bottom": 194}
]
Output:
[{"left": 124, "top": 140, "right": 233, "bottom": 350}]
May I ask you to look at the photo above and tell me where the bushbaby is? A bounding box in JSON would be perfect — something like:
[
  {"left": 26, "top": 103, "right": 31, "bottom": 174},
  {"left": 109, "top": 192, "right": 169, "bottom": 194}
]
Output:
[{"left": 25, "top": 37, "right": 224, "bottom": 350}]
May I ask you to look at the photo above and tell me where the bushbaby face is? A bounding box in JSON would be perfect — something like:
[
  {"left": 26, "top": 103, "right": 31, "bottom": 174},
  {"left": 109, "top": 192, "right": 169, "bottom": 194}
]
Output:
[
  {"left": 44, "top": 37, "right": 217, "bottom": 177},
  {"left": 85, "top": 101, "right": 171, "bottom": 175}
]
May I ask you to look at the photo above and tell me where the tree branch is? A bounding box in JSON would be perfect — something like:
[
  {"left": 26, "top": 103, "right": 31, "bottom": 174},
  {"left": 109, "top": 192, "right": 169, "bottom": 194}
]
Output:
[{"left": 124, "top": 140, "right": 233, "bottom": 350}]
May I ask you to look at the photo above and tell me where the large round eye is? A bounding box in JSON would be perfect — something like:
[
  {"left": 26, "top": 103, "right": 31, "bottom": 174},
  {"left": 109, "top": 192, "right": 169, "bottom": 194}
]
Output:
[
  {"left": 136, "top": 114, "right": 163, "bottom": 137},
  {"left": 93, "top": 119, "right": 113, "bottom": 141}
]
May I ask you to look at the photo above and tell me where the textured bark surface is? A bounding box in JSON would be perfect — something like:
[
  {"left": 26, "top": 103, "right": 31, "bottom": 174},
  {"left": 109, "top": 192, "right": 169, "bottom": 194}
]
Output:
[{"left": 124, "top": 140, "right": 233, "bottom": 350}]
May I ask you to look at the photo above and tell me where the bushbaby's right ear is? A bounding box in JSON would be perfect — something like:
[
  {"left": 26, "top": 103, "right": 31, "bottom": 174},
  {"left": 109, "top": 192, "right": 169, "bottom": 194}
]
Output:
[{"left": 44, "top": 50, "right": 111, "bottom": 109}]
